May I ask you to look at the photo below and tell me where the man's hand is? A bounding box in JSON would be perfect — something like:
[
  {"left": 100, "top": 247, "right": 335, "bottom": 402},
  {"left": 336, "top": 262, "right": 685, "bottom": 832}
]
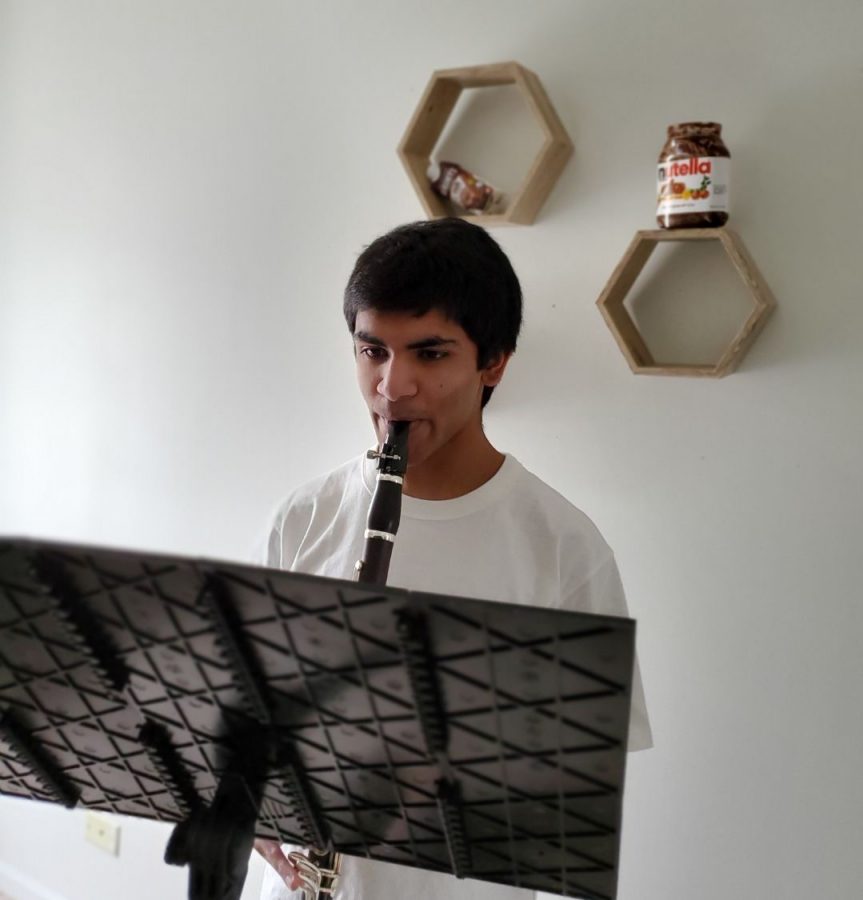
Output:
[{"left": 254, "top": 838, "right": 303, "bottom": 892}]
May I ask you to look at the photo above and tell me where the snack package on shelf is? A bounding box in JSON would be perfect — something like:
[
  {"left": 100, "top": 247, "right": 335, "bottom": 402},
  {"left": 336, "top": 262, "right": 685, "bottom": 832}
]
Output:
[{"left": 427, "top": 160, "right": 506, "bottom": 215}]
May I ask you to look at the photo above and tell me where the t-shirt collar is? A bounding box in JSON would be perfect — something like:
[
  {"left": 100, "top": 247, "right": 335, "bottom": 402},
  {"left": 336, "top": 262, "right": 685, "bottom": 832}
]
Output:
[{"left": 360, "top": 452, "right": 520, "bottom": 520}]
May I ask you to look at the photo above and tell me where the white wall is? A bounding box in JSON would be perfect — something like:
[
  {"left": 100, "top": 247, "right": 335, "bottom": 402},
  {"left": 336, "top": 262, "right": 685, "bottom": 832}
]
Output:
[{"left": 2, "top": 1, "right": 862, "bottom": 899}]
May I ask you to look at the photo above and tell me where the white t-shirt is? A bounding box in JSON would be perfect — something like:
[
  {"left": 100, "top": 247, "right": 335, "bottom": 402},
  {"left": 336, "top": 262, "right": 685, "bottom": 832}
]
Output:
[{"left": 260, "top": 453, "right": 652, "bottom": 900}]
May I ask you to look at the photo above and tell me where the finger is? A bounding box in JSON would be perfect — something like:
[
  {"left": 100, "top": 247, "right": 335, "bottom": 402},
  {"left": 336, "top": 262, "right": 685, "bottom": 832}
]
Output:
[{"left": 254, "top": 838, "right": 302, "bottom": 892}]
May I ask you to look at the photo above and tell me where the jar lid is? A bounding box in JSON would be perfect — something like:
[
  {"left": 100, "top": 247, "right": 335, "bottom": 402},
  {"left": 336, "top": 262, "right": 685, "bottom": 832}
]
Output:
[{"left": 667, "top": 121, "right": 722, "bottom": 136}]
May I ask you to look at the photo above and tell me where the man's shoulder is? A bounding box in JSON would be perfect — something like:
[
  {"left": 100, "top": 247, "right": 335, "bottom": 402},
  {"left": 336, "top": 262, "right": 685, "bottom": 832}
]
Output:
[
  {"left": 270, "top": 456, "right": 365, "bottom": 526},
  {"left": 508, "top": 458, "right": 609, "bottom": 547},
  {"left": 260, "top": 456, "right": 366, "bottom": 570}
]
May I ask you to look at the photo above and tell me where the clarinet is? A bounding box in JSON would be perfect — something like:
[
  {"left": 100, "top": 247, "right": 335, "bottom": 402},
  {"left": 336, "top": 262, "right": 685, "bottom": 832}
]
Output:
[
  {"left": 354, "top": 419, "right": 410, "bottom": 585},
  {"left": 288, "top": 420, "right": 410, "bottom": 900}
]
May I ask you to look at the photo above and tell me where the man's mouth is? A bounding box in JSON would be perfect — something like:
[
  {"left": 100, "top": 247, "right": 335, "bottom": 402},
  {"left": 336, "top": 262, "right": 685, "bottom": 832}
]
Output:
[
  {"left": 376, "top": 412, "right": 422, "bottom": 425},
  {"left": 375, "top": 415, "right": 428, "bottom": 445}
]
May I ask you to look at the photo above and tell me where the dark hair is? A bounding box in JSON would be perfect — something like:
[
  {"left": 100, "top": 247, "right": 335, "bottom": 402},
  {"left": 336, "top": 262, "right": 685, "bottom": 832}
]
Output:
[{"left": 343, "top": 218, "right": 522, "bottom": 407}]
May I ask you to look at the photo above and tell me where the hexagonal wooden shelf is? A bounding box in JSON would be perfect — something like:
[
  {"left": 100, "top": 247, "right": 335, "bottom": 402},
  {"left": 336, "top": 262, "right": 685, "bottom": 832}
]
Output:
[
  {"left": 596, "top": 228, "right": 777, "bottom": 377},
  {"left": 397, "top": 61, "right": 573, "bottom": 226}
]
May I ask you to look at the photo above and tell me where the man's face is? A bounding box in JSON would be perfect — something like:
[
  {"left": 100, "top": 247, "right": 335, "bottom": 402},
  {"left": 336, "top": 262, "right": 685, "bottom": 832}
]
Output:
[{"left": 353, "top": 308, "right": 506, "bottom": 469}]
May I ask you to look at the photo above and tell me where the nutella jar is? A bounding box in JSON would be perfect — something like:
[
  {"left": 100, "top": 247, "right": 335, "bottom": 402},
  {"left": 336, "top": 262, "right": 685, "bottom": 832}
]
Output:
[{"left": 656, "top": 122, "right": 730, "bottom": 228}]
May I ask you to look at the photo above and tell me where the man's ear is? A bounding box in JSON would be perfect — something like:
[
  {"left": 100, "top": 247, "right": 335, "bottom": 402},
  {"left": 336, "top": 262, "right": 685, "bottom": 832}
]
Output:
[{"left": 480, "top": 352, "right": 512, "bottom": 387}]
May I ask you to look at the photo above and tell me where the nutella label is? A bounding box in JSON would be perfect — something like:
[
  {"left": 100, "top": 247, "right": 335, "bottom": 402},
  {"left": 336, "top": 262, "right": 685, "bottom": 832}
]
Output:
[{"left": 657, "top": 156, "right": 730, "bottom": 215}]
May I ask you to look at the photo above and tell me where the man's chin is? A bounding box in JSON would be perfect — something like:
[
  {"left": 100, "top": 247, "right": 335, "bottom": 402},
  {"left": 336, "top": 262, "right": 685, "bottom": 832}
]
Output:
[{"left": 407, "top": 431, "right": 447, "bottom": 471}]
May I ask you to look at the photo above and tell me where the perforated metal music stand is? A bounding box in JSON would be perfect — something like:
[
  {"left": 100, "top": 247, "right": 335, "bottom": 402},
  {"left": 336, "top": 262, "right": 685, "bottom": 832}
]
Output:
[{"left": 0, "top": 537, "right": 635, "bottom": 900}]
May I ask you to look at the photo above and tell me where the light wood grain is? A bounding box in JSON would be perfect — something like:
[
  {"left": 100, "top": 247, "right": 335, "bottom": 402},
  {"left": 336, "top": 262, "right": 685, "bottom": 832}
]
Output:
[
  {"left": 596, "top": 228, "right": 776, "bottom": 377},
  {"left": 397, "top": 61, "right": 573, "bottom": 226}
]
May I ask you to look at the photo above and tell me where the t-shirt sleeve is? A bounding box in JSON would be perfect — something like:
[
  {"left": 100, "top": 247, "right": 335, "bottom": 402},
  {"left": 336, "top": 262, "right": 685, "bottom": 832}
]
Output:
[
  {"left": 256, "top": 495, "right": 315, "bottom": 571},
  {"left": 263, "top": 515, "right": 285, "bottom": 568},
  {"left": 248, "top": 509, "right": 286, "bottom": 568},
  {"left": 563, "top": 554, "right": 653, "bottom": 752}
]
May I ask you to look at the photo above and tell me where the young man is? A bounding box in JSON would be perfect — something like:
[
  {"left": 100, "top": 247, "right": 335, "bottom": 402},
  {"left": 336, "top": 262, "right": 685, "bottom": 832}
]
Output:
[{"left": 258, "top": 218, "right": 651, "bottom": 900}]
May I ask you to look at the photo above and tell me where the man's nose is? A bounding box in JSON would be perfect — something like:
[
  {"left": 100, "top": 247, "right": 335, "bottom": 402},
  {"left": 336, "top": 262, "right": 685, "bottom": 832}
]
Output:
[{"left": 377, "top": 356, "right": 418, "bottom": 401}]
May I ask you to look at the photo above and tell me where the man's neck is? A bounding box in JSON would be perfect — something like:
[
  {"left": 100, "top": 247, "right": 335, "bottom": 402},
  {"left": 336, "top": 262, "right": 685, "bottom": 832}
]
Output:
[{"left": 402, "top": 431, "right": 505, "bottom": 501}]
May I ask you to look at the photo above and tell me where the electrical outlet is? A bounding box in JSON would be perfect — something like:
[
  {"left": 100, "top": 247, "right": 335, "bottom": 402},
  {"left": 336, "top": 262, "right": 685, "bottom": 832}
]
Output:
[{"left": 85, "top": 812, "right": 121, "bottom": 856}]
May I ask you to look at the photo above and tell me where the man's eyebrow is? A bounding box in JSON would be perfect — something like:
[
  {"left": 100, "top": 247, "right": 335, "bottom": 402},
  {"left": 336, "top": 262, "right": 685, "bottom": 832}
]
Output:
[
  {"left": 353, "top": 331, "right": 459, "bottom": 350},
  {"left": 407, "top": 336, "right": 458, "bottom": 350},
  {"left": 353, "top": 330, "right": 386, "bottom": 346}
]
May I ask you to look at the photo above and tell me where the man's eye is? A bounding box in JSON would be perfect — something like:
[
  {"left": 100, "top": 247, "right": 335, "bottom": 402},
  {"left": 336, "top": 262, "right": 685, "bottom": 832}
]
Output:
[
  {"left": 360, "top": 346, "right": 387, "bottom": 360},
  {"left": 418, "top": 349, "right": 447, "bottom": 361}
]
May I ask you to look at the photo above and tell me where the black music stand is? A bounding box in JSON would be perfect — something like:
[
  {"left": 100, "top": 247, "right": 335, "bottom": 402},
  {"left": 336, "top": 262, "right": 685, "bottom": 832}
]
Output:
[{"left": 0, "top": 537, "right": 636, "bottom": 900}]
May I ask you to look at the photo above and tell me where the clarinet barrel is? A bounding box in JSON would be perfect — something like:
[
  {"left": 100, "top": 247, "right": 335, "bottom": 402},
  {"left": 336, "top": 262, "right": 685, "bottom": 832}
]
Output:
[{"left": 355, "top": 419, "right": 410, "bottom": 586}]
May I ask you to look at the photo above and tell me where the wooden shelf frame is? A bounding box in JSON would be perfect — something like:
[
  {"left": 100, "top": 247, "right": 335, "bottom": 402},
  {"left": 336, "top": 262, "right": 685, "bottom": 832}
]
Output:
[
  {"left": 397, "top": 61, "right": 573, "bottom": 226},
  {"left": 596, "top": 228, "right": 777, "bottom": 377}
]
